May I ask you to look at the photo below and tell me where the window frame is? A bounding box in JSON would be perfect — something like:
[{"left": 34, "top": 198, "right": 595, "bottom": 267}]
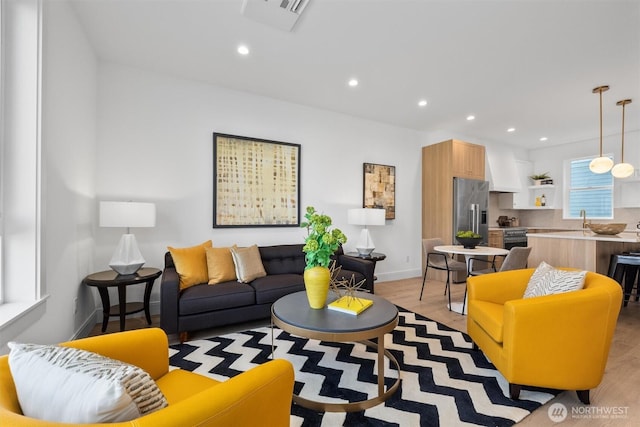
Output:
[
  {"left": 563, "top": 154, "right": 614, "bottom": 220},
  {"left": 0, "top": 0, "right": 46, "bottom": 343}
]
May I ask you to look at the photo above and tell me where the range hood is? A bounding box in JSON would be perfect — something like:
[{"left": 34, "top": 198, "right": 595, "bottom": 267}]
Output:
[{"left": 486, "top": 147, "right": 522, "bottom": 193}]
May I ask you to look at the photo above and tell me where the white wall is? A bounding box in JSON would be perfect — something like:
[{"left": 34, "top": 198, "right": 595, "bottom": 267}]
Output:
[
  {"left": 522, "top": 130, "right": 640, "bottom": 227},
  {"left": 93, "top": 63, "right": 424, "bottom": 312},
  {"left": 11, "top": 1, "right": 639, "bottom": 350},
  {"left": 2, "top": 0, "right": 98, "bottom": 351}
]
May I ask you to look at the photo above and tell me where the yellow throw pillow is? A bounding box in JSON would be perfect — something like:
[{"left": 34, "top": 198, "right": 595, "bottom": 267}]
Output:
[
  {"left": 230, "top": 244, "right": 267, "bottom": 283},
  {"left": 205, "top": 247, "right": 237, "bottom": 285},
  {"left": 168, "top": 240, "right": 213, "bottom": 290}
]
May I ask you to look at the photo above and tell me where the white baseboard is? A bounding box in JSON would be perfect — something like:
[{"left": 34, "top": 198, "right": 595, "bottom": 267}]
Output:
[
  {"left": 376, "top": 268, "right": 422, "bottom": 282},
  {"left": 79, "top": 301, "right": 162, "bottom": 338}
]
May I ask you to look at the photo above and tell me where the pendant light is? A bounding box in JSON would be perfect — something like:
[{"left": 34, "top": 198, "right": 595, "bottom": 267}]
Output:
[
  {"left": 611, "top": 99, "right": 634, "bottom": 178},
  {"left": 589, "top": 85, "right": 614, "bottom": 173}
]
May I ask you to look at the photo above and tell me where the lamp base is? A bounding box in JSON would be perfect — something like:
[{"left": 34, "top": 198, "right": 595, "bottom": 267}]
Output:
[
  {"left": 109, "top": 234, "right": 145, "bottom": 275},
  {"left": 109, "top": 263, "right": 145, "bottom": 275},
  {"left": 356, "top": 247, "right": 375, "bottom": 256},
  {"left": 355, "top": 229, "right": 375, "bottom": 257}
]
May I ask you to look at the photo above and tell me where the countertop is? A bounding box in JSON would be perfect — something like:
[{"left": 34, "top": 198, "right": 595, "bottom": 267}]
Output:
[{"left": 526, "top": 230, "right": 640, "bottom": 243}]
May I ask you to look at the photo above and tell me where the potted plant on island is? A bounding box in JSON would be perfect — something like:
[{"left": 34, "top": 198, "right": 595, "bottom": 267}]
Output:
[
  {"left": 529, "top": 172, "right": 551, "bottom": 186},
  {"left": 301, "top": 206, "right": 347, "bottom": 309}
]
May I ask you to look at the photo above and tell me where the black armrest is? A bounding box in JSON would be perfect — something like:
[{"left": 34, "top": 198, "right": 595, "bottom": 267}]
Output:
[
  {"left": 336, "top": 255, "right": 375, "bottom": 293},
  {"left": 160, "top": 252, "right": 180, "bottom": 334}
]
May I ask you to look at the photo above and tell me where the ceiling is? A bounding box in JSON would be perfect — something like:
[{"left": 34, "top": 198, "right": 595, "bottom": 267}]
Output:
[{"left": 69, "top": 0, "right": 640, "bottom": 149}]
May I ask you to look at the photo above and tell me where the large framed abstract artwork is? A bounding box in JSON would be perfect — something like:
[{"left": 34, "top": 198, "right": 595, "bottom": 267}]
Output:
[
  {"left": 363, "top": 163, "right": 395, "bottom": 220},
  {"left": 213, "top": 133, "right": 301, "bottom": 227}
]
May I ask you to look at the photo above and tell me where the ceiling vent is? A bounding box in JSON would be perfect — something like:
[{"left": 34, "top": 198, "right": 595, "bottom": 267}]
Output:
[{"left": 241, "top": 0, "right": 310, "bottom": 32}]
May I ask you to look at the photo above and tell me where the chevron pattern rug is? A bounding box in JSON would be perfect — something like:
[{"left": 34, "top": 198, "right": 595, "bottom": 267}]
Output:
[{"left": 169, "top": 307, "right": 556, "bottom": 426}]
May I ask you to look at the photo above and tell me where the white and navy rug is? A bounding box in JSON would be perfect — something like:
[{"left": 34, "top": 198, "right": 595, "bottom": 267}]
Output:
[{"left": 169, "top": 307, "right": 557, "bottom": 426}]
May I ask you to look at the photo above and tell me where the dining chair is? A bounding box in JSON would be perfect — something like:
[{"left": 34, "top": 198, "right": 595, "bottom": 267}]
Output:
[
  {"left": 467, "top": 246, "right": 532, "bottom": 276},
  {"left": 419, "top": 238, "right": 467, "bottom": 309},
  {"left": 462, "top": 247, "right": 532, "bottom": 314}
]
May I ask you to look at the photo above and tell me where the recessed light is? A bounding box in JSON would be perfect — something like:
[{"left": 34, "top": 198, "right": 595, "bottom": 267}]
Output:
[
  {"left": 466, "top": 115, "right": 475, "bottom": 121},
  {"left": 507, "top": 127, "right": 516, "bottom": 132},
  {"left": 418, "top": 99, "right": 428, "bottom": 107},
  {"left": 539, "top": 137, "right": 548, "bottom": 142},
  {"left": 348, "top": 78, "right": 359, "bottom": 87},
  {"left": 237, "top": 45, "right": 250, "bottom": 55}
]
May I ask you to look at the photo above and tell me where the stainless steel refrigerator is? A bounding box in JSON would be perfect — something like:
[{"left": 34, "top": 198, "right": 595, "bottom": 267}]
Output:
[{"left": 453, "top": 177, "right": 489, "bottom": 245}]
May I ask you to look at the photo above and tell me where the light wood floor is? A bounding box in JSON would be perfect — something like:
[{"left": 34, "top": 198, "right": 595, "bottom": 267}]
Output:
[{"left": 90, "top": 276, "right": 640, "bottom": 426}]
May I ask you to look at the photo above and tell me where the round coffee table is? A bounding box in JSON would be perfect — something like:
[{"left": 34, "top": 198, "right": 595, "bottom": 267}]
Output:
[{"left": 271, "top": 291, "right": 400, "bottom": 412}]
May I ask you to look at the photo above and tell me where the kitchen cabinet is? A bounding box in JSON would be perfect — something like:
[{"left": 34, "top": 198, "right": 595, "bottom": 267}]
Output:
[
  {"left": 422, "top": 139, "right": 485, "bottom": 281},
  {"left": 488, "top": 230, "right": 504, "bottom": 248},
  {"left": 488, "top": 230, "right": 504, "bottom": 270},
  {"left": 619, "top": 178, "right": 640, "bottom": 207},
  {"left": 451, "top": 140, "right": 485, "bottom": 180},
  {"left": 528, "top": 231, "right": 640, "bottom": 275}
]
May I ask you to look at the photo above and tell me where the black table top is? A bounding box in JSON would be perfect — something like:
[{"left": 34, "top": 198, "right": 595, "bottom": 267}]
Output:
[{"left": 272, "top": 291, "right": 397, "bottom": 334}]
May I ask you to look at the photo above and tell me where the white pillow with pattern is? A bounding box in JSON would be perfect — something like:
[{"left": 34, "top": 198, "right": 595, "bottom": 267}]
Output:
[
  {"left": 8, "top": 342, "right": 168, "bottom": 423},
  {"left": 524, "top": 261, "right": 586, "bottom": 298}
]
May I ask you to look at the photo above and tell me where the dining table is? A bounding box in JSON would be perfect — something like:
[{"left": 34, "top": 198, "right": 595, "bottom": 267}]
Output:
[{"left": 434, "top": 245, "right": 510, "bottom": 314}]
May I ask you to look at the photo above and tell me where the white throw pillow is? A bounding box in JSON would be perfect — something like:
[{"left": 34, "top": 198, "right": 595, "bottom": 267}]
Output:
[
  {"left": 230, "top": 244, "right": 267, "bottom": 283},
  {"left": 523, "top": 261, "right": 587, "bottom": 298},
  {"left": 8, "top": 342, "right": 168, "bottom": 423}
]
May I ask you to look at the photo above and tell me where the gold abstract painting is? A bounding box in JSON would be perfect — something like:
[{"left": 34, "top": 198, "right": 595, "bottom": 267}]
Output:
[
  {"left": 363, "top": 163, "right": 395, "bottom": 220},
  {"left": 213, "top": 133, "right": 300, "bottom": 227}
]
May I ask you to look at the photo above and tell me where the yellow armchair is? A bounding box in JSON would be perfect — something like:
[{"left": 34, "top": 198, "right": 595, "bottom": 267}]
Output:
[
  {"left": 0, "top": 328, "right": 294, "bottom": 426},
  {"left": 467, "top": 268, "right": 621, "bottom": 404}
]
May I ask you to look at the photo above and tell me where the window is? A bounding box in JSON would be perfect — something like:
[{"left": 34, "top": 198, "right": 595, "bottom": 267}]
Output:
[
  {"left": 0, "top": 0, "right": 45, "bottom": 339},
  {"left": 564, "top": 156, "right": 613, "bottom": 219}
]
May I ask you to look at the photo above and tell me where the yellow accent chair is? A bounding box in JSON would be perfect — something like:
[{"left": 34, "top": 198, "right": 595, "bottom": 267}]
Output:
[
  {"left": 466, "top": 268, "right": 622, "bottom": 404},
  {"left": 0, "top": 328, "right": 294, "bottom": 426}
]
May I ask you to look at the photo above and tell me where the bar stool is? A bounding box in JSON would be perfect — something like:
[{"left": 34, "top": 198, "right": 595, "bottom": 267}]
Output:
[{"left": 607, "top": 253, "right": 640, "bottom": 307}]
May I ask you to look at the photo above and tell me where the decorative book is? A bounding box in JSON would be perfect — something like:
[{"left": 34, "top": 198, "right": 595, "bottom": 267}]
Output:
[{"left": 328, "top": 296, "right": 373, "bottom": 315}]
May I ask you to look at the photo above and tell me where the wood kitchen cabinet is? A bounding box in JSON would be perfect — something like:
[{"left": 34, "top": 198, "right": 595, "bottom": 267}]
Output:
[
  {"left": 488, "top": 230, "right": 504, "bottom": 248},
  {"left": 451, "top": 140, "right": 485, "bottom": 180},
  {"left": 487, "top": 230, "right": 504, "bottom": 270},
  {"left": 422, "top": 139, "right": 486, "bottom": 281}
]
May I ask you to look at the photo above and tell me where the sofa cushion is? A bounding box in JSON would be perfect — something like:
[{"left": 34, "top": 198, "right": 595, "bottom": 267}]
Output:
[
  {"left": 8, "top": 342, "right": 167, "bottom": 423},
  {"left": 206, "top": 246, "right": 237, "bottom": 284},
  {"left": 250, "top": 274, "right": 305, "bottom": 304},
  {"left": 168, "top": 240, "right": 213, "bottom": 290},
  {"left": 524, "top": 262, "right": 586, "bottom": 298},
  {"left": 469, "top": 300, "right": 505, "bottom": 344},
  {"left": 231, "top": 245, "right": 268, "bottom": 283},
  {"left": 259, "top": 244, "right": 306, "bottom": 275},
  {"left": 179, "top": 282, "right": 256, "bottom": 315}
]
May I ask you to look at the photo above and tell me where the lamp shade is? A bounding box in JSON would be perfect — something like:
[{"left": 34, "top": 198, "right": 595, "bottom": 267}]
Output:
[
  {"left": 99, "top": 201, "right": 156, "bottom": 228},
  {"left": 347, "top": 208, "right": 386, "bottom": 226},
  {"left": 589, "top": 156, "right": 614, "bottom": 174},
  {"left": 348, "top": 208, "right": 385, "bottom": 256},
  {"left": 99, "top": 201, "right": 156, "bottom": 275},
  {"left": 611, "top": 162, "right": 635, "bottom": 178}
]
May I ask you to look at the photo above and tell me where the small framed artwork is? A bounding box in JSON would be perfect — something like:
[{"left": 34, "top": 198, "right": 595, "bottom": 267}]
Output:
[
  {"left": 213, "top": 133, "right": 301, "bottom": 227},
  {"left": 363, "top": 163, "right": 395, "bottom": 220}
]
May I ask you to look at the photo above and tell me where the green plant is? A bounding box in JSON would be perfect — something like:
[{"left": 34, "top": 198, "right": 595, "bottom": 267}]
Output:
[
  {"left": 529, "top": 172, "right": 551, "bottom": 180},
  {"left": 456, "top": 230, "right": 481, "bottom": 238},
  {"left": 301, "top": 206, "right": 347, "bottom": 269}
]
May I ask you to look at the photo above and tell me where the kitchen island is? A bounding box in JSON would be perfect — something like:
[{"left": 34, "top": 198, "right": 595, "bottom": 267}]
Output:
[{"left": 527, "top": 230, "right": 640, "bottom": 274}]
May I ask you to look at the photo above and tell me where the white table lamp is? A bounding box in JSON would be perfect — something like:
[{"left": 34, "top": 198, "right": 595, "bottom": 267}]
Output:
[
  {"left": 100, "top": 201, "right": 156, "bottom": 275},
  {"left": 348, "top": 208, "right": 386, "bottom": 256}
]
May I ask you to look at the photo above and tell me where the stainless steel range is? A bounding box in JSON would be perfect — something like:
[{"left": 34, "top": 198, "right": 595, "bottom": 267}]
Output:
[{"left": 502, "top": 227, "right": 528, "bottom": 249}]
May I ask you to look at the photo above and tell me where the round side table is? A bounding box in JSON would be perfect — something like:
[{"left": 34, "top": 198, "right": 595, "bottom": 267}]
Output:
[{"left": 83, "top": 267, "right": 161, "bottom": 332}]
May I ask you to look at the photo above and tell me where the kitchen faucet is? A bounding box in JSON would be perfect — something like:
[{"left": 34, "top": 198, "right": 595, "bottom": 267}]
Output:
[{"left": 580, "top": 209, "right": 588, "bottom": 228}]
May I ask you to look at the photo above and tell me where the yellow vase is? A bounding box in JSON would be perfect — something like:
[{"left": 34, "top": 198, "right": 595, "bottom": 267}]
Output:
[{"left": 303, "top": 266, "right": 331, "bottom": 309}]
